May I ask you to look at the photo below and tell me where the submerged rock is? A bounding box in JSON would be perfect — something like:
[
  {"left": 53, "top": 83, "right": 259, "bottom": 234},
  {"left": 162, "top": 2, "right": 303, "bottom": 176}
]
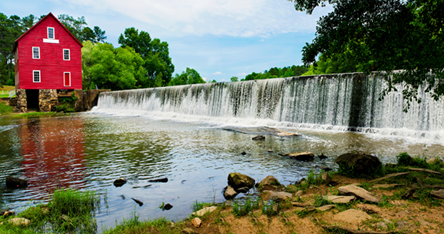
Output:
[
  {"left": 113, "top": 178, "right": 127, "bottom": 187},
  {"left": 163, "top": 203, "right": 173, "bottom": 210},
  {"left": 6, "top": 176, "right": 28, "bottom": 188},
  {"left": 131, "top": 198, "right": 143, "bottom": 206},
  {"left": 335, "top": 152, "right": 382, "bottom": 175},
  {"left": 227, "top": 172, "right": 255, "bottom": 190},
  {"left": 252, "top": 135, "right": 265, "bottom": 140},
  {"left": 281, "top": 151, "right": 314, "bottom": 161},
  {"left": 148, "top": 177, "right": 168, "bottom": 183}
]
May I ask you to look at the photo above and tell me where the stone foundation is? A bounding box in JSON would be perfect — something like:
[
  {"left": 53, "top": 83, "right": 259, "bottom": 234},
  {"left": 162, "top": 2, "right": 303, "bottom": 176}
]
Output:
[
  {"left": 15, "top": 89, "right": 27, "bottom": 113},
  {"left": 39, "top": 89, "right": 58, "bottom": 112}
]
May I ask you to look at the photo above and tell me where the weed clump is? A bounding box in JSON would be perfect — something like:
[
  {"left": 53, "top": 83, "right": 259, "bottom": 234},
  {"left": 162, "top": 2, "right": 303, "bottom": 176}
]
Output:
[{"left": 0, "top": 102, "right": 13, "bottom": 115}]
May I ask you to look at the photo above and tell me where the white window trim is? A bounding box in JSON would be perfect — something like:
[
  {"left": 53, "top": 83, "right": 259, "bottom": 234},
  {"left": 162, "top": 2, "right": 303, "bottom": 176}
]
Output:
[
  {"left": 32, "top": 47, "right": 40, "bottom": 59},
  {"left": 64, "top": 72, "right": 71, "bottom": 87},
  {"left": 63, "top": 49, "right": 70, "bottom": 61},
  {"left": 33, "top": 70, "right": 41, "bottom": 83},
  {"left": 47, "top": 27, "right": 55, "bottom": 39}
]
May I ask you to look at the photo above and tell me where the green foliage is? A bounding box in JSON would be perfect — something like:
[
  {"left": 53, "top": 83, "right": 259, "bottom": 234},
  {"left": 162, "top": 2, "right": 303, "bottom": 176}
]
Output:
[
  {"left": 0, "top": 102, "right": 13, "bottom": 114},
  {"left": 396, "top": 152, "right": 428, "bottom": 168},
  {"left": 56, "top": 92, "right": 78, "bottom": 112},
  {"left": 313, "top": 194, "right": 331, "bottom": 207},
  {"left": 13, "top": 112, "right": 58, "bottom": 118},
  {"left": 243, "top": 65, "right": 309, "bottom": 81},
  {"left": 82, "top": 41, "right": 146, "bottom": 90},
  {"left": 119, "top": 27, "right": 174, "bottom": 87},
  {"left": 290, "top": 0, "right": 444, "bottom": 106},
  {"left": 168, "top": 67, "right": 206, "bottom": 86},
  {"left": 191, "top": 200, "right": 213, "bottom": 212},
  {"left": 230, "top": 76, "right": 239, "bottom": 82},
  {"left": 261, "top": 200, "right": 279, "bottom": 217}
]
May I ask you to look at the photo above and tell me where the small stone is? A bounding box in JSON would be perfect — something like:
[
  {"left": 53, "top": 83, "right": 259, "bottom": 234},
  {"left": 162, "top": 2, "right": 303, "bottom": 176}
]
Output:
[
  {"left": 224, "top": 186, "right": 238, "bottom": 199},
  {"left": 236, "top": 187, "right": 250, "bottom": 193},
  {"left": 281, "top": 151, "right": 314, "bottom": 161},
  {"left": 431, "top": 189, "right": 444, "bottom": 199},
  {"left": 317, "top": 205, "right": 335, "bottom": 212},
  {"left": 8, "top": 218, "right": 31, "bottom": 226},
  {"left": 338, "top": 184, "right": 380, "bottom": 203},
  {"left": 61, "top": 214, "right": 69, "bottom": 222},
  {"left": 427, "top": 157, "right": 443, "bottom": 165},
  {"left": 333, "top": 209, "right": 371, "bottom": 224},
  {"left": 321, "top": 172, "right": 331, "bottom": 184},
  {"left": 3, "top": 210, "right": 14, "bottom": 217},
  {"left": 252, "top": 135, "right": 265, "bottom": 140},
  {"left": 170, "top": 221, "right": 175, "bottom": 227},
  {"left": 376, "top": 221, "right": 388, "bottom": 230},
  {"left": 295, "top": 190, "right": 303, "bottom": 196},
  {"left": 318, "top": 154, "right": 328, "bottom": 160},
  {"left": 241, "top": 151, "right": 246, "bottom": 155},
  {"left": 113, "top": 178, "right": 127, "bottom": 187},
  {"left": 323, "top": 195, "right": 356, "bottom": 204},
  {"left": 272, "top": 203, "right": 280, "bottom": 213},
  {"left": 396, "top": 220, "right": 416, "bottom": 231},
  {"left": 192, "top": 206, "right": 217, "bottom": 217},
  {"left": 183, "top": 228, "right": 196, "bottom": 234},
  {"left": 261, "top": 190, "right": 292, "bottom": 201},
  {"left": 191, "top": 217, "right": 202, "bottom": 228},
  {"left": 267, "top": 149, "right": 273, "bottom": 152},
  {"left": 148, "top": 177, "right": 168, "bottom": 183}
]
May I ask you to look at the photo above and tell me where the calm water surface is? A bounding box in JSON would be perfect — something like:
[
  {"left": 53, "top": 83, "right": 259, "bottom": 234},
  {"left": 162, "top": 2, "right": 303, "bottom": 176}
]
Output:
[{"left": 0, "top": 113, "right": 443, "bottom": 232}]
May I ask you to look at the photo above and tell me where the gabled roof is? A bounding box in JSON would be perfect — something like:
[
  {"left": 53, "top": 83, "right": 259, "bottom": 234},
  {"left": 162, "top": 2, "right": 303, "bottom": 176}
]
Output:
[{"left": 13, "top": 12, "right": 83, "bottom": 52}]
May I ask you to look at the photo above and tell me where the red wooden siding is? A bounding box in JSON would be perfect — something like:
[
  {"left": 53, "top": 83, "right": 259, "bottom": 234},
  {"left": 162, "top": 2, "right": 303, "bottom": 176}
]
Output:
[{"left": 15, "top": 13, "right": 82, "bottom": 90}]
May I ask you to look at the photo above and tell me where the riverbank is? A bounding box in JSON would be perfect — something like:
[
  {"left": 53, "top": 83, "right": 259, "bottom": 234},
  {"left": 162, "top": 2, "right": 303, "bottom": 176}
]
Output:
[{"left": 2, "top": 152, "right": 444, "bottom": 233}]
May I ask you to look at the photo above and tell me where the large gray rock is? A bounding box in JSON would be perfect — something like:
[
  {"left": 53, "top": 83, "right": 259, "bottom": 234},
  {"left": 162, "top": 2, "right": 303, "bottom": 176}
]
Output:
[
  {"left": 338, "top": 184, "right": 380, "bottom": 203},
  {"left": 281, "top": 151, "right": 314, "bottom": 161},
  {"left": 335, "top": 153, "right": 382, "bottom": 175},
  {"left": 6, "top": 176, "right": 27, "bottom": 188},
  {"left": 227, "top": 172, "right": 255, "bottom": 190},
  {"left": 258, "top": 175, "right": 283, "bottom": 191}
]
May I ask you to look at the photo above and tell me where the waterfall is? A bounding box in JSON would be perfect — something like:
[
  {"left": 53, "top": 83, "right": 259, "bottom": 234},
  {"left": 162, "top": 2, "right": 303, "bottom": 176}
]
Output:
[{"left": 94, "top": 73, "right": 444, "bottom": 139}]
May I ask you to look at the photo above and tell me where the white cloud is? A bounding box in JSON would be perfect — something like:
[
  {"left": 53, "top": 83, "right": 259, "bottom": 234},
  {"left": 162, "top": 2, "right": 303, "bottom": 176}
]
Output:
[
  {"left": 56, "top": 0, "right": 331, "bottom": 37},
  {"left": 202, "top": 77, "right": 208, "bottom": 82},
  {"left": 212, "top": 71, "right": 222, "bottom": 75}
]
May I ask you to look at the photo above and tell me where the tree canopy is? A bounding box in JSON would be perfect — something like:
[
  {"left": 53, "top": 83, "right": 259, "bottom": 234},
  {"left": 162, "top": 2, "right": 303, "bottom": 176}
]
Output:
[
  {"left": 242, "top": 65, "right": 308, "bottom": 81},
  {"left": 290, "top": 0, "right": 444, "bottom": 105},
  {"left": 168, "top": 68, "right": 206, "bottom": 86},
  {"left": 118, "top": 27, "right": 174, "bottom": 87}
]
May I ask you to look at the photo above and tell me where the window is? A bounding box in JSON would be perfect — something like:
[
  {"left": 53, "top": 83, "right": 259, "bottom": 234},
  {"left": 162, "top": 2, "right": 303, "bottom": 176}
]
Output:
[
  {"left": 47, "top": 27, "right": 54, "bottom": 39},
  {"left": 63, "top": 49, "right": 70, "bottom": 60},
  {"left": 64, "top": 72, "right": 71, "bottom": 86},
  {"left": 32, "top": 47, "right": 40, "bottom": 59},
  {"left": 33, "top": 70, "right": 41, "bottom": 83}
]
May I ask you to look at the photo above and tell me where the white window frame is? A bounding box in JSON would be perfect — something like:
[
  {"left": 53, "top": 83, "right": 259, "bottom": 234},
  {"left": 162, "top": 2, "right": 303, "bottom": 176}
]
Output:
[
  {"left": 33, "top": 70, "right": 41, "bottom": 83},
  {"left": 47, "top": 27, "right": 55, "bottom": 39},
  {"left": 64, "top": 72, "right": 71, "bottom": 87},
  {"left": 63, "top": 49, "right": 70, "bottom": 61},
  {"left": 32, "top": 47, "right": 40, "bottom": 59}
]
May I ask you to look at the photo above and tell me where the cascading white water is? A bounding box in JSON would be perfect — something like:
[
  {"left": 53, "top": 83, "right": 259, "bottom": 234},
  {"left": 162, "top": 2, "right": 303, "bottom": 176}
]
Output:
[{"left": 94, "top": 73, "right": 444, "bottom": 139}]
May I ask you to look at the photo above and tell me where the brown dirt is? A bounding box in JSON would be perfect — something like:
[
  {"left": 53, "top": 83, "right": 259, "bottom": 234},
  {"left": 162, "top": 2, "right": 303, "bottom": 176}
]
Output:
[{"left": 180, "top": 174, "right": 444, "bottom": 234}]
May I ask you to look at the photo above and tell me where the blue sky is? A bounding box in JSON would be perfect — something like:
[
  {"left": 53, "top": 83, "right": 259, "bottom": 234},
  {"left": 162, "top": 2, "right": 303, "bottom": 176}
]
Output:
[{"left": 1, "top": 0, "right": 332, "bottom": 82}]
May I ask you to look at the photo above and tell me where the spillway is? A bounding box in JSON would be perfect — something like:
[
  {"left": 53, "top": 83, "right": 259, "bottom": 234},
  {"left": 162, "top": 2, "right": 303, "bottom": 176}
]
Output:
[{"left": 94, "top": 73, "right": 444, "bottom": 140}]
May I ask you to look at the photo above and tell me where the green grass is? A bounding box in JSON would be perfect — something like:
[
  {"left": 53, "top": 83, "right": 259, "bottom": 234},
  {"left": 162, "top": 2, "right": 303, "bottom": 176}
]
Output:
[
  {"left": 191, "top": 200, "right": 213, "bottom": 212},
  {"left": 13, "top": 112, "right": 68, "bottom": 118},
  {"left": 0, "top": 102, "right": 13, "bottom": 115},
  {"left": 0, "top": 188, "right": 100, "bottom": 233},
  {"left": 103, "top": 212, "right": 180, "bottom": 234}
]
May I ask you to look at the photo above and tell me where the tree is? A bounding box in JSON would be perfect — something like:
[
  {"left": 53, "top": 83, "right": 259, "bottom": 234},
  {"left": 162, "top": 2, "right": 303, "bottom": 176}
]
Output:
[
  {"left": 289, "top": 0, "right": 444, "bottom": 106},
  {"left": 168, "top": 68, "right": 206, "bottom": 86},
  {"left": 119, "top": 27, "right": 174, "bottom": 87},
  {"left": 81, "top": 41, "right": 146, "bottom": 90},
  {"left": 230, "top": 76, "right": 239, "bottom": 82},
  {"left": 0, "top": 14, "right": 23, "bottom": 86},
  {"left": 57, "top": 14, "right": 87, "bottom": 42},
  {"left": 82, "top": 26, "right": 107, "bottom": 43}
]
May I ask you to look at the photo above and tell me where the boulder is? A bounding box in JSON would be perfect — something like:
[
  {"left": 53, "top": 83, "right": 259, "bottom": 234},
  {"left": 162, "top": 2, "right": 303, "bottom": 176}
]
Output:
[
  {"left": 192, "top": 206, "right": 217, "bottom": 217},
  {"left": 191, "top": 217, "right": 202, "bottom": 228},
  {"left": 281, "top": 151, "right": 314, "bottom": 161},
  {"left": 259, "top": 176, "right": 283, "bottom": 191},
  {"left": 227, "top": 172, "right": 255, "bottom": 190},
  {"left": 8, "top": 218, "right": 31, "bottom": 226},
  {"left": 223, "top": 186, "right": 238, "bottom": 199},
  {"left": 6, "top": 176, "right": 27, "bottom": 188},
  {"left": 323, "top": 195, "right": 356, "bottom": 204},
  {"left": 335, "top": 153, "right": 382, "bottom": 175},
  {"left": 333, "top": 209, "right": 371, "bottom": 224},
  {"left": 113, "top": 178, "right": 127, "bottom": 187},
  {"left": 252, "top": 135, "right": 265, "bottom": 140},
  {"left": 431, "top": 189, "right": 444, "bottom": 199},
  {"left": 261, "top": 190, "right": 292, "bottom": 201},
  {"left": 338, "top": 185, "right": 380, "bottom": 203}
]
